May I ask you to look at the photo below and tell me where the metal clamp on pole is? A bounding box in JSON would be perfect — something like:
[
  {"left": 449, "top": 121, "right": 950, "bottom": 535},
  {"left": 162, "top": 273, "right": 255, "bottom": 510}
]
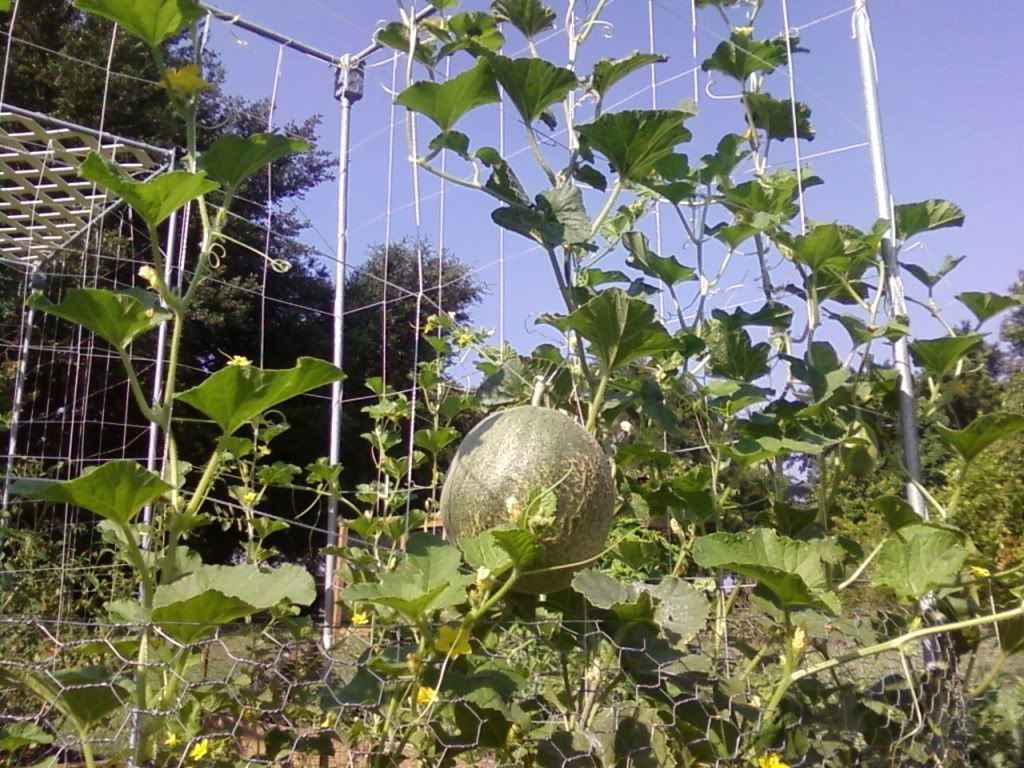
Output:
[{"left": 334, "top": 57, "right": 365, "bottom": 104}]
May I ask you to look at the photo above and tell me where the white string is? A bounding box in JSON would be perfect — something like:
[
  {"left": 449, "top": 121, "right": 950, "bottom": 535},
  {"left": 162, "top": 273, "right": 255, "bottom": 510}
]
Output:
[
  {"left": 497, "top": 99, "right": 506, "bottom": 349},
  {"left": 258, "top": 45, "right": 285, "bottom": 366},
  {"left": 382, "top": 52, "right": 399, "bottom": 384},
  {"left": 648, "top": 0, "right": 666, "bottom": 321},
  {"left": 0, "top": 0, "right": 20, "bottom": 109},
  {"left": 690, "top": 0, "right": 700, "bottom": 104},
  {"left": 780, "top": 0, "right": 807, "bottom": 234}
]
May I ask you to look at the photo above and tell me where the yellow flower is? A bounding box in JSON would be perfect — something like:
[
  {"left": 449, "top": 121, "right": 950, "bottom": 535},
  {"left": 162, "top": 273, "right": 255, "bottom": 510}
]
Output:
[
  {"left": 734, "top": 26, "right": 754, "bottom": 36},
  {"left": 227, "top": 355, "right": 252, "bottom": 368},
  {"left": 434, "top": 624, "right": 472, "bottom": 657},
  {"left": 188, "top": 738, "right": 210, "bottom": 762},
  {"left": 758, "top": 755, "right": 790, "bottom": 768},
  {"left": 351, "top": 611, "right": 370, "bottom": 626},
  {"left": 162, "top": 64, "right": 211, "bottom": 94},
  {"left": 240, "top": 489, "right": 260, "bottom": 507},
  {"left": 138, "top": 265, "right": 159, "bottom": 286},
  {"left": 416, "top": 685, "right": 437, "bottom": 708},
  {"left": 968, "top": 565, "right": 991, "bottom": 579},
  {"left": 791, "top": 626, "right": 807, "bottom": 654},
  {"left": 164, "top": 731, "right": 181, "bottom": 748}
]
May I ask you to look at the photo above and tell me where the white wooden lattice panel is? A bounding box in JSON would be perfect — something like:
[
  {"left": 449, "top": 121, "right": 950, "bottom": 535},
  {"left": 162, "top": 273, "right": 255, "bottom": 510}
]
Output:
[{"left": 0, "top": 108, "right": 170, "bottom": 263}]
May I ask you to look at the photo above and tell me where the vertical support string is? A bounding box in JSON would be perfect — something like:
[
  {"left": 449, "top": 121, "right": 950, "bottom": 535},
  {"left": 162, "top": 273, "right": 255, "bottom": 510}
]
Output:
[
  {"left": 258, "top": 45, "right": 285, "bottom": 366},
  {"left": 647, "top": 0, "right": 666, "bottom": 321},
  {"left": 497, "top": 99, "right": 506, "bottom": 349},
  {"left": 780, "top": 0, "right": 807, "bottom": 234},
  {"left": 0, "top": 0, "right": 20, "bottom": 109},
  {"left": 381, "top": 52, "right": 399, "bottom": 385},
  {"left": 690, "top": 0, "right": 700, "bottom": 105}
]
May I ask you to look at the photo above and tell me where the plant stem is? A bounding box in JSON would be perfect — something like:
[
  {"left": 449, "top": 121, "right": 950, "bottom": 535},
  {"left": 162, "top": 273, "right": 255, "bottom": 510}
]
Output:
[
  {"left": 837, "top": 539, "right": 885, "bottom": 591},
  {"left": 589, "top": 179, "right": 623, "bottom": 241},
  {"left": 586, "top": 371, "right": 610, "bottom": 434}
]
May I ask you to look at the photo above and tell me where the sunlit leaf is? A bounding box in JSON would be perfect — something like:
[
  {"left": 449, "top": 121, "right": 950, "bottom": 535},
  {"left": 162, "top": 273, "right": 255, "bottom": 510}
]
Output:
[
  {"left": 476, "top": 146, "right": 530, "bottom": 205},
  {"left": 577, "top": 109, "right": 693, "bottom": 182},
  {"left": 910, "top": 334, "right": 984, "bottom": 379},
  {"left": 540, "top": 289, "right": 676, "bottom": 373},
  {"left": 201, "top": 133, "right": 311, "bottom": 195},
  {"left": 622, "top": 231, "right": 695, "bottom": 286},
  {"left": 874, "top": 524, "right": 966, "bottom": 600},
  {"left": 487, "top": 55, "right": 577, "bottom": 124},
  {"left": 438, "top": 11, "right": 506, "bottom": 57},
  {"left": 957, "top": 291, "right": 1022, "bottom": 325},
  {"left": 414, "top": 426, "right": 460, "bottom": 454},
  {"left": 80, "top": 152, "right": 217, "bottom": 229},
  {"left": 692, "top": 528, "right": 841, "bottom": 613},
  {"left": 395, "top": 58, "right": 499, "bottom": 131},
  {"left": 375, "top": 21, "right": 437, "bottom": 66},
  {"left": 744, "top": 92, "right": 814, "bottom": 142},
  {"left": 935, "top": 412, "right": 1024, "bottom": 465},
  {"left": 873, "top": 495, "right": 920, "bottom": 531},
  {"left": 491, "top": 0, "right": 556, "bottom": 38},
  {"left": 894, "top": 199, "right": 965, "bottom": 240},
  {"left": 27, "top": 288, "right": 170, "bottom": 350},
  {"left": 591, "top": 52, "right": 666, "bottom": 99},
  {"left": 12, "top": 460, "right": 173, "bottom": 525},
  {"left": 74, "top": 0, "right": 203, "bottom": 46},
  {"left": 176, "top": 357, "right": 344, "bottom": 435}
]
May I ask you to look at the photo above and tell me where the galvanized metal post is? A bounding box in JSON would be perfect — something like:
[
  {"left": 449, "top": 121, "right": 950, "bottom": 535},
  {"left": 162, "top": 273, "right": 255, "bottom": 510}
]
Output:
[
  {"left": 1, "top": 266, "right": 39, "bottom": 513},
  {"left": 853, "top": 0, "right": 926, "bottom": 519},
  {"left": 322, "top": 58, "right": 363, "bottom": 651}
]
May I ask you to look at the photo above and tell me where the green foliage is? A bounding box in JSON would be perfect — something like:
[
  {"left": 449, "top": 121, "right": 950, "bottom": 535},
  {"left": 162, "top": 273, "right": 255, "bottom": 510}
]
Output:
[
  {"left": 200, "top": 133, "right": 311, "bottom": 197},
  {"left": 487, "top": 54, "right": 577, "bottom": 125},
  {"left": 395, "top": 58, "right": 500, "bottom": 131},
  {"left": 577, "top": 109, "right": 693, "bottom": 181},
  {"left": 27, "top": 288, "right": 170, "bottom": 350},
  {"left": 73, "top": 0, "right": 203, "bottom": 47},
  {"left": 894, "top": 198, "right": 966, "bottom": 240},
  {"left": 491, "top": 0, "right": 556, "bottom": 39}
]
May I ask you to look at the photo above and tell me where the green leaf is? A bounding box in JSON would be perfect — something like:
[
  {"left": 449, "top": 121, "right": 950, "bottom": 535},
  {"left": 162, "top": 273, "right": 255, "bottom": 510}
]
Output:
[
  {"left": 73, "top": 0, "right": 203, "bottom": 46},
  {"left": 707, "top": 324, "right": 771, "bottom": 381},
  {"left": 894, "top": 199, "right": 965, "bottom": 240},
  {"left": 789, "top": 342, "right": 849, "bottom": 403},
  {"left": 461, "top": 528, "right": 517, "bottom": 578},
  {"left": 901, "top": 254, "right": 965, "bottom": 290},
  {"left": 395, "top": 58, "right": 499, "bottom": 131},
  {"left": 0, "top": 0, "right": 11, "bottom": 11},
  {"left": 874, "top": 524, "right": 966, "bottom": 600},
  {"left": 487, "top": 55, "right": 577, "bottom": 124},
  {"left": 910, "top": 334, "right": 984, "bottom": 379},
  {"left": 27, "top": 287, "right": 170, "bottom": 350},
  {"left": 11, "top": 460, "right": 172, "bottom": 525},
  {"left": 438, "top": 11, "right": 506, "bottom": 57},
  {"left": 712, "top": 302, "right": 793, "bottom": 330},
  {"left": 577, "top": 109, "right": 693, "bottom": 182},
  {"left": 957, "top": 291, "right": 1022, "bottom": 325},
  {"left": 176, "top": 357, "right": 344, "bottom": 435},
  {"left": 80, "top": 152, "right": 216, "bottom": 229},
  {"left": 49, "top": 667, "right": 129, "bottom": 725},
  {"left": 492, "top": 185, "right": 591, "bottom": 247},
  {"left": 200, "top": 133, "right": 310, "bottom": 195},
  {"left": 692, "top": 528, "right": 841, "bottom": 613},
  {"left": 836, "top": 314, "right": 909, "bottom": 346},
  {"left": 743, "top": 92, "right": 814, "bottom": 142},
  {"left": 935, "top": 413, "right": 1024, "bottom": 465},
  {"left": 788, "top": 223, "right": 848, "bottom": 272},
  {"left": 702, "top": 29, "right": 794, "bottom": 81},
  {"left": 476, "top": 146, "right": 529, "bottom": 205},
  {"left": 429, "top": 130, "right": 472, "bottom": 159},
  {"left": 540, "top": 289, "right": 676, "bottom": 373},
  {"left": 622, "top": 231, "right": 696, "bottom": 286},
  {"left": 152, "top": 563, "right": 315, "bottom": 642},
  {"left": 572, "top": 569, "right": 636, "bottom": 608},
  {"left": 0, "top": 723, "right": 53, "bottom": 751},
  {"left": 648, "top": 577, "right": 709, "bottom": 643},
  {"left": 573, "top": 163, "right": 608, "bottom": 191},
  {"left": 344, "top": 533, "right": 474, "bottom": 621},
  {"left": 493, "top": 527, "right": 541, "bottom": 568},
  {"left": 591, "top": 52, "right": 666, "bottom": 99},
  {"left": 375, "top": 21, "right": 437, "bottom": 66},
  {"left": 491, "top": 0, "right": 556, "bottom": 38},
  {"left": 414, "top": 426, "right": 460, "bottom": 455},
  {"left": 873, "top": 495, "right": 920, "bottom": 531}
]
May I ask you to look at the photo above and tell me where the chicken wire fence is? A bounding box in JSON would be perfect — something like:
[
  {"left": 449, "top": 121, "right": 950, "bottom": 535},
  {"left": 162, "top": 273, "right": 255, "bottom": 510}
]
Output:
[{"left": 0, "top": 0, "right": 1006, "bottom": 766}]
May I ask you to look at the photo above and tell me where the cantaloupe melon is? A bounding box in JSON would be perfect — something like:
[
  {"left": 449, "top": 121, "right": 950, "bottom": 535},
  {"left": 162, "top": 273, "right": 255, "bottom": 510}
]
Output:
[{"left": 440, "top": 405, "right": 615, "bottom": 593}]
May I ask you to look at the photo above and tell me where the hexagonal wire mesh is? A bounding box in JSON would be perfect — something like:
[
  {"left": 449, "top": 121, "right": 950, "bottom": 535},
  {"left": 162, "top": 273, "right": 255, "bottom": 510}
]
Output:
[{"left": 0, "top": 1, "right": 1013, "bottom": 767}]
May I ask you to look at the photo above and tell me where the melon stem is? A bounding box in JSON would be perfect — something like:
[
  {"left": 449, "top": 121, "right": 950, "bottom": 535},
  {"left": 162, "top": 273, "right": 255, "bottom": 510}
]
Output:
[{"left": 586, "top": 372, "right": 610, "bottom": 434}]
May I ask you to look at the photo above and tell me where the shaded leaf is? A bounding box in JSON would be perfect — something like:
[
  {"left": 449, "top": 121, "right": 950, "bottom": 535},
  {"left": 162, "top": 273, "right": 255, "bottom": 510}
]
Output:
[
  {"left": 935, "top": 412, "right": 1024, "bottom": 465},
  {"left": 492, "top": 186, "right": 591, "bottom": 247},
  {"left": 395, "top": 58, "right": 499, "bottom": 131},
  {"left": 12, "top": 460, "right": 172, "bottom": 525},
  {"left": 80, "top": 152, "right": 217, "bottom": 229},
  {"left": 27, "top": 288, "right": 170, "bottom": 350},
  {"left": 438, "top": 11, "right": 505, "bottom": 57},
  {"left": 712, "top": 302, "right": 793, "bottom": 330},
  {"left": 0, "top": 723, "right": 53, "bottom": 751},
  {"left": 744, "top": 92, "right": 814, "bottom": 142},
  {"left": 577, "top": 109, "right": 693, "bottom": 182},
  {"left": 475, "top": 146, "right": 529, "bottom": 205},
  {"left": 491, "top": 0, "right": 556, "bottom": 38},
  {"left": 429, "top": 130, "right": 471, "bottom": 159},
  {"left": 707, "top": 324, "right": 771, "bottom": 381},
  {"left": 702, "top": 29, "right": 793, "bottom": 81},
  {"left": 622, "top": 231, "right": 696, "bottom": 285},
  {"left": 957, "top": 291, "right": 1022, "bottom": 325},
  {"left": 901, "top": 254, "right": 965, "bottom": 290},
  {"left": 375, "top": 21, "right": 436, "bottom": 66},
  {"left": 487, "top": 55, "right": 577, "bottom": 124},
  {"left": 894, "top": 199, "right": 965, "bottom": 240},
  {"left": 591, "top": 52, "right": 666, "bottom": 98}
]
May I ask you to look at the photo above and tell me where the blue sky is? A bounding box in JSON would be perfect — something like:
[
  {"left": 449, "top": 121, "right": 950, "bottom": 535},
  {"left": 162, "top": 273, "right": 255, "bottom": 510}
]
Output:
[{"left": 200, "top": 0, "right": 1023, "bottom": 368}]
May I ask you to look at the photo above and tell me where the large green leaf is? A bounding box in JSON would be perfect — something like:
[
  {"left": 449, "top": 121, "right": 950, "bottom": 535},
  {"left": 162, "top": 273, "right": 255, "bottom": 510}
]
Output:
[
  {"left": 577, "top": 109, "right": 693, "bottom": 182},
  {"left": 712, "top": 302, "right": 793, "bottom": 330},
  {"left": 540, "top": 289, "right": 676, "bottom": 373},
  {"left": 438, "top": 11, "right": 506, "bottom": 57},
  {"left": 491, "top": 0, "right": 556, "bottom": 38},
  {"left": 460, "top": 525, "right": 539, "bottom": 577},
  {"left": 874, "top": 524, "right": 966, "bottom": 600},
  {"left": 200, "top": 133, "right": 310, "bottom": 195},
  {"left": 935, "top": 413, "right": 1024, "bottom": 465},
  {"left": 74, "top": 0, "right": 203, "bottom": 46},
  {"left": 80, "top": 152, "right": 217, "bottom": 229},
  {"left": 344, "top": 533, "right": 474, "bottom": 621},
  {"left": 591, "top": 52, "right": 666, "bottom": 99},
  {"left": 707, "top": 324, "right": 771, "bottom": 381},
  {"left": 492, "top": 185, "right": 591, "bottom": 247},
  {"left": 789, "top": 342, "right": 849, "bottom": 403},
  {"left": 894, "top": 199, "right": 965, "bottom": 240},
  {"left": 648, "top": 577, "right": 710, "bottom": 643},
  {"left": 692, "top": 528, "right": 841, "bottom": 613},
  {"left": 622, "top": 231, "right": 696, "bottom": 286},
  {"left": 910, "top": 334, "right": 984, "bottom": 379},
  {"left": 375, "top": 22, "right": 436, "bottom": 66},
  {"left": 11, "top": 460, "right": 172, "bottom": 525},
  {"left": 702, "top": 29, "right": 794, "bottom": 81},
  {"left": 395, "top": 58, "right": 499, "bottom": 131},
  {"left": 787, "top": 223, "right": 848, "bottom": 272},
  {"left": 743, "top": 92, "right": 814, "bottom": 142},
  {"left": 487, "top": 55, "right": 577, "bottom": 124},
  {"left": 152, "top": 563, "right": 316, "bottom": 642},
  {"left": 27, "top": 288, "right": 170, "bottom": 350},
  {"left": 176, "top": 357, "right": 344, "bottom": 435},
  {"left": 901, "top": 254, "right": 965, "bottom": 290},
  {"left": 957, "top": 291, "right": 1022, "bottom": 325},
  {"left": 48, "top": 667, "right": 129, "bottom": 726}
]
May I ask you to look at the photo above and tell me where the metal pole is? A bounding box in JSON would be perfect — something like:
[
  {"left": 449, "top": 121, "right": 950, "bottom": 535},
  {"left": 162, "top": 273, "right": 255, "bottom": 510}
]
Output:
[
  {"left": 322, "top": 59, "right": 363, "bottom": 651},
  {"left": 1, "top": 266, "right": 38, "bottom": 512},
  {"left": 853, "top": 0, "right": 926, "bottom": 519}
]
